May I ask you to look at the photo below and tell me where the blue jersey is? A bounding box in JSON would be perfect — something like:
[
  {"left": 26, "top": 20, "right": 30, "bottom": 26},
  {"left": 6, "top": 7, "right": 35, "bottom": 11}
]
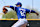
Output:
[{"left": 10, "top": 6, "right": 36, "bottom": 19}]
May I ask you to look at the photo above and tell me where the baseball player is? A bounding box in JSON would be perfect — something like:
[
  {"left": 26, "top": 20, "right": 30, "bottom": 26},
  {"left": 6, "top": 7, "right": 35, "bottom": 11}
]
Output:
[{"left": 3, "top": 2, "right": 39, "bottom": 27}]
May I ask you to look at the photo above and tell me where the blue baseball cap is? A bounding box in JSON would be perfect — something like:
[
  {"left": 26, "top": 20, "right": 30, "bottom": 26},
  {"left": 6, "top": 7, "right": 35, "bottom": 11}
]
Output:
[{"left": 15, "top": 2, "right": 22, "bottom": 6}]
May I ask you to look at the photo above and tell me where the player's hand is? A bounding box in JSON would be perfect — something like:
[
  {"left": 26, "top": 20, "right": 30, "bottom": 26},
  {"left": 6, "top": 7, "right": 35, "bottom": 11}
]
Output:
[
  {"left": 36, "top": 13, "right": 39, "bottom": 16},
  {"left": 3, "top": 7, "right": 8, "bottom": 14}
]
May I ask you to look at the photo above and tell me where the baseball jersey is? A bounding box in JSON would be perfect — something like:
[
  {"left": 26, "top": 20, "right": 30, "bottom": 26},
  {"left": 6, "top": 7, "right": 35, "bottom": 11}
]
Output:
[{"left": 10, "top": 6, "right": 36, "bottom": 19}]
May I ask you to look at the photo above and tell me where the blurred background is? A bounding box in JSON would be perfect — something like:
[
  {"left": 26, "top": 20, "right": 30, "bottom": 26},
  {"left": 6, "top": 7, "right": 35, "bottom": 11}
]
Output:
[{"left": 0, "top": 0, "right": 40, "bottom": 19}]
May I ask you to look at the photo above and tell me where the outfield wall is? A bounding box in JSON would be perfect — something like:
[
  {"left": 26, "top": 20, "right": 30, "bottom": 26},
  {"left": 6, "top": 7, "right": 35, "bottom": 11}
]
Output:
[{"left": 0, "top": 19, "right": 40, "bottom": 27}]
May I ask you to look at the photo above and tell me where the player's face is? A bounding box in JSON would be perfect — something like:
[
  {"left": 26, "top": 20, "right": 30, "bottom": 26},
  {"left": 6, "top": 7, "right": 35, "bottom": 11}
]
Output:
[{"left": 16, "top": 5, "right": 20, "bottom": 7}]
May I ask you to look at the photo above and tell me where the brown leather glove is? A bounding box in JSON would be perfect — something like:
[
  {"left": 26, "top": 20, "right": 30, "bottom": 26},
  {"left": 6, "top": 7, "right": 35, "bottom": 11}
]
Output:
[{"left": 3, "top": 8, "right": 8, "bottom": 14}]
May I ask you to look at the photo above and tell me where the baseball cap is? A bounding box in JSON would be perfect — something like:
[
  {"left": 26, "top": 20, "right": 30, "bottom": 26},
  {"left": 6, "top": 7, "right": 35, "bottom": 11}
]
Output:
[{"left": 15, "top": 2, "right": 22, "bottom": 6}]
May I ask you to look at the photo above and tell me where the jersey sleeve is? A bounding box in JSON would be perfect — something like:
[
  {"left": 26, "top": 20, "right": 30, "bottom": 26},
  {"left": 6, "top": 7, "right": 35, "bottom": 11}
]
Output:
[
  {"left": 31, "top": 10, "right": 36, "bottom": 13},
  {"left": 10, "top": 6, "right": 16, "bottom": 11},
  {"left": 26, "top": 9, "right": 30, "bottom": 13},
  {"left": 26, "top": 9, "right": 36, "bottom": 13}
]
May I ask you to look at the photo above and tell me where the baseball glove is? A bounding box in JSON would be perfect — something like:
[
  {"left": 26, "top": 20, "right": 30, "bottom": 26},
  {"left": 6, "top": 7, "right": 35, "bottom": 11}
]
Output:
[{"left": 3, "top": 8, "right": 8, "bottom": 14}]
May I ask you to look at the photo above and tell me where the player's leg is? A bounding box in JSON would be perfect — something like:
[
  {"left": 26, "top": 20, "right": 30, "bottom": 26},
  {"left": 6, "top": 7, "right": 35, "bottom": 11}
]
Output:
[
  {"left": 18, "top": 18, "right": 28, "bottom": 27},
  {"left": 11, "top": 20, "right": 26, "bottom": 27},
  {"left": 20, "top": 23, "right": 27, "bottom": 27},
  {"left": 11, "top": 18, "right": 28, "bottom": 27},
  {"left": 11, "top": 20, "right": 19, "bottom": 27},
  {"left": 11, "top": 20, "right": 24, "bottom": 27}
]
